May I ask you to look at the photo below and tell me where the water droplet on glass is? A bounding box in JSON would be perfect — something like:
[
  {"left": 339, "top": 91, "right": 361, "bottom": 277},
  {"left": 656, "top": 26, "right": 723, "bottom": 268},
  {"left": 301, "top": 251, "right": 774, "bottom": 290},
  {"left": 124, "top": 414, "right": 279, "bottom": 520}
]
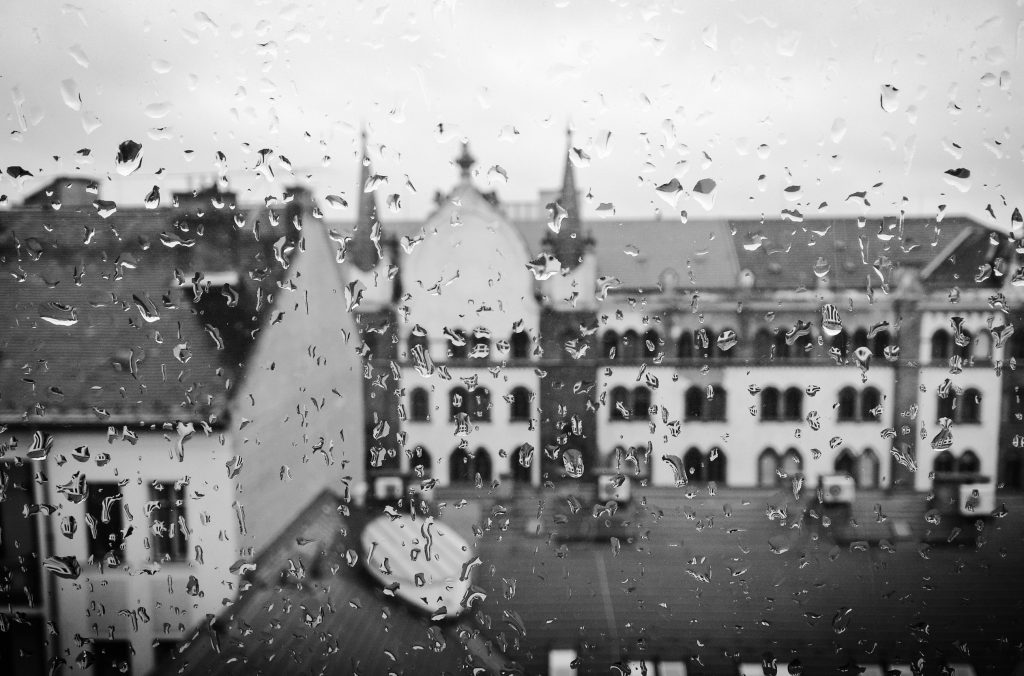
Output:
[
  {"left": 562, "top": 448, "right": 584, "bottom": 478},
  {"left": 115, "top": 140, "right": 143, "bottom": 176},
  {"left": 144, "top": 185, "right": 160, "bottom": 209}
]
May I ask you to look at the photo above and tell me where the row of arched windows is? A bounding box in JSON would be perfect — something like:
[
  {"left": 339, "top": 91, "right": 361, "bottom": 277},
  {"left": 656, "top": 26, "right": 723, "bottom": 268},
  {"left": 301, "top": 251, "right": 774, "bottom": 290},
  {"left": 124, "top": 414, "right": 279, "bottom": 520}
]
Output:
[
  {"left": 933, "top": 449, "right": 980, "bottom": 475},
  {"left": 682, "top": 447, "right": 727, "bottom": 483},
  {"left": 758, "top": 447, "right": 803, "bottom": 487},
  {"left": 930, "top": 329, "right": 990, "bottom": 364},
  {"left": 834, "top": 448, "right": 881, "bottom": 488},
  {"left": 404, "top": 329, "right": 532, "bottom": 361},
  {"left": 837, "top": 387, "right": 882, "bottom": 422},
  {"left": 759, "top": 387, "right": 804, "bottom": 421},
  {"left": 410, "top": 445, "right": 534, "bottom": 485},
  {"left": 598, "top": 326, "right": 895, "bottom": 363},
  {"left": 408, "top": 386, "right": 533, "bottom": 423},
  {"left": 936, "top": 387, "right": 982, "bottom": 424}
]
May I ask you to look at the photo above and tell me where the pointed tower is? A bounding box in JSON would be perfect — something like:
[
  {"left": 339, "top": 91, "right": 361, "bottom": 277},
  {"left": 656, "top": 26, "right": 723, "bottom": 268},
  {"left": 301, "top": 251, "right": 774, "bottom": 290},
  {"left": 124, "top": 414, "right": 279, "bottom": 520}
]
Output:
[
  {"left": 542, "top": 127, "right": 591, "bottom": 270},
  {"left": 536, "top": 127, "right": 600, "bottom": 483},
  {"left": 345, "top": 131, "right": 384, "bottom": 272}
]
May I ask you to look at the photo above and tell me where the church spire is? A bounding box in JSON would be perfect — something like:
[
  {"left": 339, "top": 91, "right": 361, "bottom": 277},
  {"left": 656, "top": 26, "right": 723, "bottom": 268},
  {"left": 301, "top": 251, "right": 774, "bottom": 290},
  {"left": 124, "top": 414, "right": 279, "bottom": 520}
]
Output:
[
  {"left": 346, "top": 129, "right": 383, "bottom": 272},
  {"left": 455, "top": 140, "right": 475, "bottom": 183},
  {"left": 544, "top": 125, "right": 588, "bottom": 270}
]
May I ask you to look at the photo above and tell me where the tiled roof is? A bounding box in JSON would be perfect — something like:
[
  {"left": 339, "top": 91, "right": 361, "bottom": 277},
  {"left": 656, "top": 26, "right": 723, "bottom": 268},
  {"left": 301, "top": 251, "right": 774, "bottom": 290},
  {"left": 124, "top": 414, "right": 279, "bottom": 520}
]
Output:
[
  {"left": 330, "top": 208, "right": 998, "bottom": 293},
  {"left": 154, "top": 491, "right": 489, "bottom": 676},
  {"left": 0, "top": 197, "right": 292, "bottom": 425}
]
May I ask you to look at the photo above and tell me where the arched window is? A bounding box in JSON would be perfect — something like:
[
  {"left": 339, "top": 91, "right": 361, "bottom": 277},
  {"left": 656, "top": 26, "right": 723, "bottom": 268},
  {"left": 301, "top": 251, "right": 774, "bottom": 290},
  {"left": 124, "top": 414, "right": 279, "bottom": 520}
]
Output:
[
  {"left": 781, "top": 448, "right": 803, "bottom": 480},
  {"left": 621, "top": 444, "right": 651, "bottom": 478},
  {"left": 621, "top": 330, "right": 640, "bottom": 360},
  {"left": 510, "top": 330, "right": 530, "bottom": 360},
  {"left": 933, "top": 450, "right": 955, "bottom": 474},
  {"left": 852, "top": 328, "right": 869, "bottom": 352},
  {"left": 447, "top": 330, "right": 468, "bottom": 360},
  {"left": 450, "top": 447, "right": 472, "bottom": 483},
  {"left": 683, "top": 447, "right": 704, "bottom": 482},
  {"left": 643, "top": 329, "right": 660, "bottom": 358},
  {"left": 792, "top": 330, "right": 814, "bottom": 359},
  {"left": 602, "top": 331, "right": 620, "bottom": 359},
  {"left": 831, "top": 330, "right": 850, "bottom": 361},
  {"left": 834, "top": 448, "right": 856, "bottom": 478},
  {"left": 958, "top": 450, "right": 980, "bottom": 474},
  {"left": 632, "top": 387, "right": 652, "bottom": 419},
  {"left": 758, "top": 448, "right": 780, "bottom": 487},
  {"left": 961, "top": 388, "right": 982, "bottom": 424},
  {"left": 872, "top": 330, "right": 891, "bottom": 357},
  {"left": 706, "top": 385, "right": 727, "bottom": 421},
  {"left": 474, "top": 448, "right": 493, "bottom": 481},
  {"left": 471, "top": 332, "right": 491, "bottom": 360},
  {"left": 936, "top": 392, "right": 956, "bottom": 422},
  {"left": 410, "top": 388, "right": 430, "bottom": 422},
  {"left": 783, "top": 387, "right": 803, "bottom": 420},
  {"left": 449, "top": 447, "right": 492, "bottom": 483},
  {"left": 837, "top": 387, "right": 858, "bottom": 421},
  {"left": 511, "top": 445, "right": 533, "bottom": 483},
  {"left": 861, "top": 387, "right": 881, "bottom": 420},
  {"left": 407, "top": 332, "right": 430, "bottom": 360},
  {"left": 772, "top": 331, "right": 790, "bottom": 360},
  {"left": 610, "top": 386, "right": 630, "bottom": 421},
  {"left": 677, "top": 330, "right": 695, "bottom": 360},
  {"left": 859, "top": 448, "right": 880, "bottom": 488},
  {"left": 470, "top": 388, "right": 491, "bottom": 422},
  {"left": 509, "top": 387, "right": 531, "bottom": 422},
  {"left": 411, "top": 446, "right": 432, "bottom": 478},
  {"left": 931, "top": 330, "right": 951, "bottom": 362},
  {"left": 754, "top": 329, "right": 773, "bottom": 362},
  {"left": 760, "top": 387, "right": 780, "bottom": 421},
  {"left": 707, "top": 447, "right": 727, "bottom": 483},
  {"left": 449, "top": 387, "right": 469, "bottom": 420},
  {"left": 684, "top": 386, "right": 704, "bottom": 421}
]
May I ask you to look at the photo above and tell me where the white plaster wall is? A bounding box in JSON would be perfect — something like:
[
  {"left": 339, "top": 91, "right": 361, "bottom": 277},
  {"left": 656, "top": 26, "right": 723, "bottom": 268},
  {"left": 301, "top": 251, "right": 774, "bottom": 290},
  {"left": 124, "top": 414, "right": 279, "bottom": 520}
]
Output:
[{"left": 43, "top": 430, "right": 237, "bottom": 676}]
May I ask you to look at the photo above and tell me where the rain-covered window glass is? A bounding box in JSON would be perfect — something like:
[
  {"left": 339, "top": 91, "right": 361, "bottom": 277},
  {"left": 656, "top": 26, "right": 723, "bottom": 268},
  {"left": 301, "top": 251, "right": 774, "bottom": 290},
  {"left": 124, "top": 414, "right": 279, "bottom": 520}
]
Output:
[
  {"left": 86, "top": 483, "right": 123, "bottom": 566},
  {"left": 8, "top": 5, "right": 1024, "bottom": 675},
  {"left": 148, "top": 482, "right": 188, "bottom": 563},
  {"left": 409, "top": 387, "right": 431, "bottom": 421}
]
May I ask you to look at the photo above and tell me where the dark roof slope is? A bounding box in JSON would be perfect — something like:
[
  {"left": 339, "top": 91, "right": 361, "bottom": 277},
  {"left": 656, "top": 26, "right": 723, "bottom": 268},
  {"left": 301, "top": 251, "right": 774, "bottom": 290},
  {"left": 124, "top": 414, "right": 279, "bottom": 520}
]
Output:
[
  {"left": 329, "top": 212, "right": 999, "bottom": 293},
  {"left": 153, "top": 491, "right": 491, "bottom": 676},
  {"left": 0, "top": 190, "right": 299, "bottom": 425}
]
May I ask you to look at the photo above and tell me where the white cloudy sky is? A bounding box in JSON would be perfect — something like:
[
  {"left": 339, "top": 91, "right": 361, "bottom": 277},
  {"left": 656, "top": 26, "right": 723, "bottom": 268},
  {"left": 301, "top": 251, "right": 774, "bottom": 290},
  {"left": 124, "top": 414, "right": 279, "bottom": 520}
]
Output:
[{"left": 2, "top": 0, "right": 1023, "bottom": 225}]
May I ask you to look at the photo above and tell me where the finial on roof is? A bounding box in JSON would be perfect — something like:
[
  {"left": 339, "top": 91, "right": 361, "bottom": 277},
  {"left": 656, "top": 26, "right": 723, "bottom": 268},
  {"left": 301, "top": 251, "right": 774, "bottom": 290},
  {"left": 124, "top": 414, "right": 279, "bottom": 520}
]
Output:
[{"left": 456, "top": 141, "right": 475, "bottom": 181}]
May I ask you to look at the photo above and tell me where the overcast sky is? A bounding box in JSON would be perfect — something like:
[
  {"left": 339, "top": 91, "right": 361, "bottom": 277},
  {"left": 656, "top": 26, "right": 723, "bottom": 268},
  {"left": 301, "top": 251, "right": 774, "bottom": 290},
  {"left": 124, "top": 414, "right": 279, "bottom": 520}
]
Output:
[{"left": 2, "top": 0, "right": 1023, "bottom": 226}]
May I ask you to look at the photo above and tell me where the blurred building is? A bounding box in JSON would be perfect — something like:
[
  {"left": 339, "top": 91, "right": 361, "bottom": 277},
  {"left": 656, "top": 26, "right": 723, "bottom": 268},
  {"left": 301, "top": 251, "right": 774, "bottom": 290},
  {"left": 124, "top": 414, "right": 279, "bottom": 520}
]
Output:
[
  {"left": 0, "top": 178, "right": 364, "bottom": 674},
  {"left": 337, "top": 134, "right": 1021, "bottom": 499},
  {"left": 1, "top": 138, "right": 1022, "bottom": 674}
]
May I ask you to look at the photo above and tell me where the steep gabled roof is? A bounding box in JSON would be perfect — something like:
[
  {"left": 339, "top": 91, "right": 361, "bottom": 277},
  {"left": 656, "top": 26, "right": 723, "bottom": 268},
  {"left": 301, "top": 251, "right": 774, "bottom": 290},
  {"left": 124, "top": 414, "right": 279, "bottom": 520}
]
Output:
[{"left": 153, "top": 490, "right": 489, "bottom": 676}]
